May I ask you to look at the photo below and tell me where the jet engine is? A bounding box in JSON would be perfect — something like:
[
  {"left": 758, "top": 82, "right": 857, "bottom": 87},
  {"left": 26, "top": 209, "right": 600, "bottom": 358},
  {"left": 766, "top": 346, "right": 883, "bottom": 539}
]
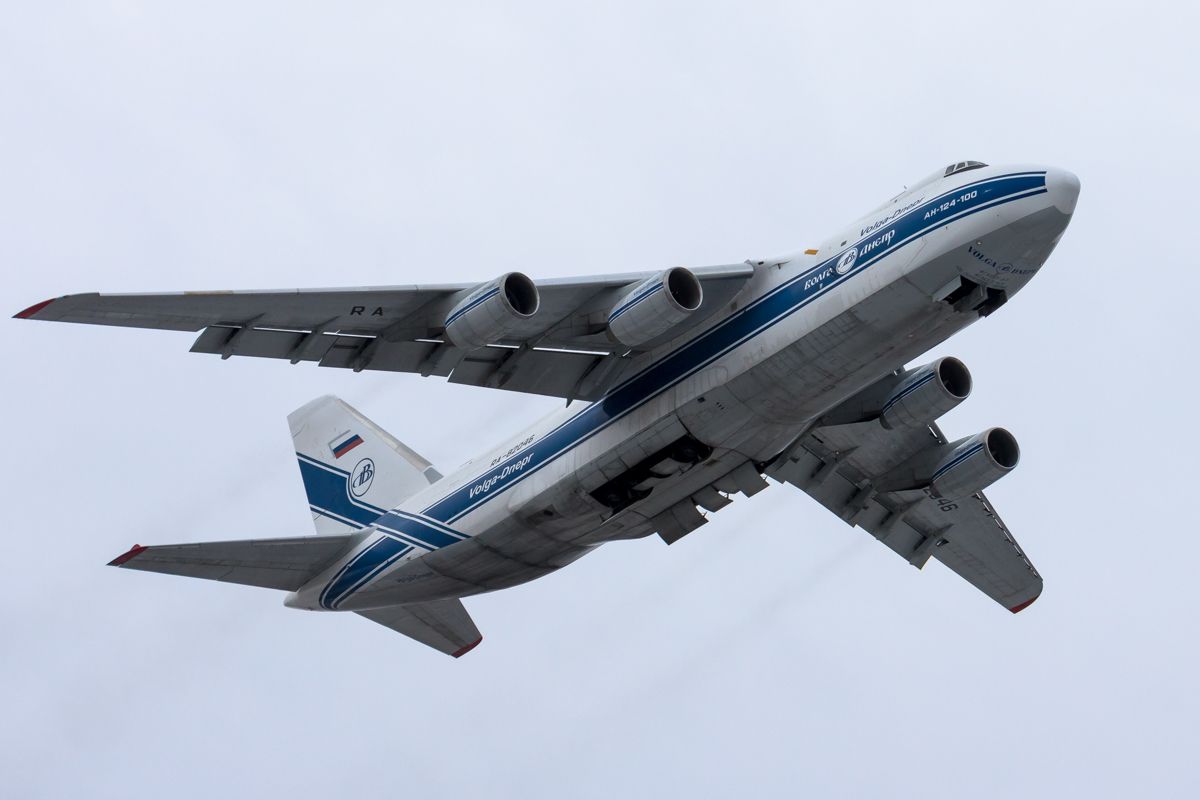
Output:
[
  {"left": 443, "top": 272, "right": 540, "bottom": 348},
  {"left": 879, "top": 357, "right": 972, "bottom": 429},
  {"left": 880, "top": 427, "right": 1020, "bottom": 500},
  {"left": 607, "top": 267, "right": 703, "bottom": 349},
  {"left": 820, "top": 356, "right": 972, "bottom": 428}
]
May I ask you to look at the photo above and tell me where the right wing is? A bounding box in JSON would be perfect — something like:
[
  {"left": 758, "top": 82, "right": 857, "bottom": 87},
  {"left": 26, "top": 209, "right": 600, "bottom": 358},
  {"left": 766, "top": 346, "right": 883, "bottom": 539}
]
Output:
[
  {"left": 16, "top": 265, "right": 754, "bottom": 401},
  {"left": 765, "top": 420, "right": 1042, "bottom": 612},
  {"left": 357, "top": 599, "right": 483, "bottom": 658}
]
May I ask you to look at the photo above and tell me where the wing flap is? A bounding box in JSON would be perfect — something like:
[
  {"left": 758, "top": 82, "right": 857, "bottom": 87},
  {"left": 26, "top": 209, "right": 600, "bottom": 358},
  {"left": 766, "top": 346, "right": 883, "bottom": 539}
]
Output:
[
  {"left": 108, "top": 535, "right": 355, "bottom": 591},
  {"left": 356, "top": 599, "right": 483, "bottom": 657}
]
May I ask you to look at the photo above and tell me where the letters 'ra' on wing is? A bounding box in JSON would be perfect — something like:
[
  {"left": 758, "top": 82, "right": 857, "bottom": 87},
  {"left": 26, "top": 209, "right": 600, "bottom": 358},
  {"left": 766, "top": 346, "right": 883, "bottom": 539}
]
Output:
[{"left": 16, "top": 265, "right": 754, "bottom": 402}]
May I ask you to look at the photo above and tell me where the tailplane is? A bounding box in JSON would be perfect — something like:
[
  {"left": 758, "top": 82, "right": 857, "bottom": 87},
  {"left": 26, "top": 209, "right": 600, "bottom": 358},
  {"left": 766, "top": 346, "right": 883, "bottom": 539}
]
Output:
[
  {"left": 108, "top": 536, "right": 356, "bottom": 590},
  {"left": 288, "top": 396, "right": 443, "bottom": 534},
  {"left": 357, "top": 600, "right": 483, "bottom": 657},
  {"left": 109, "top": 538, "right": 484, "bottom": 657}
]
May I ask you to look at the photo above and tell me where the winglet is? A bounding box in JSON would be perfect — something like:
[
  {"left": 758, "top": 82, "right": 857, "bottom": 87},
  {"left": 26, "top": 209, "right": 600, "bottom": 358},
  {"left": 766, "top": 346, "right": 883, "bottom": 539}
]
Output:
[
  {"left": 451, "top": 636, "right": 483, "bottom": 658},
  {"left": 1009, "top": 595, "right": 1039, "bottom": 614},
  {"left": 109, "top": 544, "right": 148, "bottom": 567},
  {"left": 14, "top": 298, "right": 58, "bottom": 319}
]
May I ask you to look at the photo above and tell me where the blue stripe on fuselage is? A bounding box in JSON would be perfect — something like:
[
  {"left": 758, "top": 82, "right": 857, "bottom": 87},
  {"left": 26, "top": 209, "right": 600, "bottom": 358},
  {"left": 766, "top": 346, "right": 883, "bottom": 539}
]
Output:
[
  {"left": 320, "top": 536, "right": 413, "bottom": 609},
  {"left": 375, "top": 511, "right": 466, "bottom": 549}
]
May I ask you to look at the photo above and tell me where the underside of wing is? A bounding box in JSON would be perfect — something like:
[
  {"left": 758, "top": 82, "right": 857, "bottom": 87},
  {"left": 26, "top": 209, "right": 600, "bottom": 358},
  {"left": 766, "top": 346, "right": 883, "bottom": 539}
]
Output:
[
  {"left": 764, "top": 360, "right": 1042, "bottom": 612},
  {"left": 17, "top": 264, "right": 755, "bottom": 401},
  {"left": 356, "top": 599, "right": 483, "bottom": 657},
  {"left": 767, "top": 418, "right": 1041, "bottom": 611}
]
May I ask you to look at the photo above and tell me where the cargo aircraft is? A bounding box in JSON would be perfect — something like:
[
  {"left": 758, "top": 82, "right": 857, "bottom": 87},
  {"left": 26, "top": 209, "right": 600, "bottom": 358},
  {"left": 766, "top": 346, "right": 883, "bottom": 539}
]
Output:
[{"left": 16, "top": 161, "right": 1079, "bottom": 656}]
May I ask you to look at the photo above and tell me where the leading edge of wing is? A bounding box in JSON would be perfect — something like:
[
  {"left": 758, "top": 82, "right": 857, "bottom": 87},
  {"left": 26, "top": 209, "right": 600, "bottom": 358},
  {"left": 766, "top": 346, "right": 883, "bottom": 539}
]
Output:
[{"left": 12, "top": 284, "right": 474, "bottom": 331}]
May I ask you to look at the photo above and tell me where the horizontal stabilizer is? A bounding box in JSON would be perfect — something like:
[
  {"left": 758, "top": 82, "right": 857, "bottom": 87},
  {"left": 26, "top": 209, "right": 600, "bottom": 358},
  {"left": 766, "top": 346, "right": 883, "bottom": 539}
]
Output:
[
  {"left": 357, "top": 599, "right": 483, "bottom": 657},
  {"left": 109, "top": 535, "right": 356, "bottom": 591}
]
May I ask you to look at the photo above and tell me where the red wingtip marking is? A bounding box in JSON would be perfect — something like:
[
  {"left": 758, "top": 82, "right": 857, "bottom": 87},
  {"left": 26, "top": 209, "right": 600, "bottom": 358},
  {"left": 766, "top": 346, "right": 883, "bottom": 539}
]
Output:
[
  {"left": 14, "top": 298, "right": 56, "bottom": 319},
  {"left": 452, "top": 636, "right": 483, "bottom": 658},
  {"left": 1009, "top": 596, "right": 1039, "bottom": 614},
  {"left": 109, "top": 544, "right": 148, "bottom": 567}
]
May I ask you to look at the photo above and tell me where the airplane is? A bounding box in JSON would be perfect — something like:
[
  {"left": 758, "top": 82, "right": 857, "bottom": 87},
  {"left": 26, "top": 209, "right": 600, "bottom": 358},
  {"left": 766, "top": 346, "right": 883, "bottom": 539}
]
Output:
[{"left": 15, "top": 160, "right": 1079, "bottom": 657}]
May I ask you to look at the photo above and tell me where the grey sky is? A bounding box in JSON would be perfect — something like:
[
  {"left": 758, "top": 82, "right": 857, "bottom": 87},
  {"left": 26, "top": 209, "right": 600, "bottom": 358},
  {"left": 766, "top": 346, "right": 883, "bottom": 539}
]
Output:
[{"left": 2, "top": 2, "right": 1197, "bottom": 797}]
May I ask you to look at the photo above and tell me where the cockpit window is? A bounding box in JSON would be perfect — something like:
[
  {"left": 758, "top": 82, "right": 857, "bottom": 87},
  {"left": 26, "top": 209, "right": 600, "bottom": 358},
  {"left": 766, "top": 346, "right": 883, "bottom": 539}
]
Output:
[
  {"left": 944, "top": 160, "right": 988, "bottom": 177},
  {"left": 859, "top": 160, "right": 991, "bottom": 218}
]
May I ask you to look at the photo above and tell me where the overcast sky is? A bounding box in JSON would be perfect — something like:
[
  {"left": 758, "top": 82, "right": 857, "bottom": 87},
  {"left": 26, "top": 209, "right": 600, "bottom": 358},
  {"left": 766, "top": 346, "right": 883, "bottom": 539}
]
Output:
[{"left": 2, "top": 2, "right": 1197, "bottom": 798}]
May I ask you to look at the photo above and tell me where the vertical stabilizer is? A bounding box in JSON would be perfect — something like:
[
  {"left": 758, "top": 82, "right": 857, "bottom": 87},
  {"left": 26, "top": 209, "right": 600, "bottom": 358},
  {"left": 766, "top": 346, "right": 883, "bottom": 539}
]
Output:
[{"left": 288, "top": 396, "right": 443, "bottom": 535}]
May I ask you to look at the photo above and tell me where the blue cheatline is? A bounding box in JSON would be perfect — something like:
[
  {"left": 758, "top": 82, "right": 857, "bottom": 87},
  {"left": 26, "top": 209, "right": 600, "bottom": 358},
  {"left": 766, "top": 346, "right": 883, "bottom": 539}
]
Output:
[{"left": 320, "top": 537, "right": 413, "bottom": 609}]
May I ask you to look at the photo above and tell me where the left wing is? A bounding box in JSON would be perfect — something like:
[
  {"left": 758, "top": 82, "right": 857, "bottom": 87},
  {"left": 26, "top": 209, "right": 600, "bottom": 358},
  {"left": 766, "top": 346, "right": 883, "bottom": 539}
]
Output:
[
  {"left": 16, "top": 265, "right": 753, "bottom": 401},
  {"left": 765, "top": 419, "right": 1043, "bottom": 613}
]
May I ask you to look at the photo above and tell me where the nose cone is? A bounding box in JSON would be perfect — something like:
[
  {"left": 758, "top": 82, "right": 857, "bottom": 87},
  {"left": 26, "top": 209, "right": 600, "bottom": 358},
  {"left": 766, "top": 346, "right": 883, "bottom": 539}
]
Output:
[{"left": 1045, "top": 168, "right": 1080, "bottom": 215}]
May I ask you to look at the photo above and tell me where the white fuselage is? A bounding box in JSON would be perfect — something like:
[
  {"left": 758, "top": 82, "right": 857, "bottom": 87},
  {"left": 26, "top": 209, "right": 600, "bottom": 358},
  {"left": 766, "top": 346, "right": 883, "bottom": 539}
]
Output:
[{"left": 287, "top": 163, "right": 1079, "bottom": 612}]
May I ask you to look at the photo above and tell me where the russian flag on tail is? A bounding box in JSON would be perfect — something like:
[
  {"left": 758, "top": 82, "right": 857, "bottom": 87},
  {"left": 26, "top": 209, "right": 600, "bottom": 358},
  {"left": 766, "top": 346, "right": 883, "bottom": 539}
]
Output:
[{"left": 330, "top": 432, "right": 364, "bottom": 459}]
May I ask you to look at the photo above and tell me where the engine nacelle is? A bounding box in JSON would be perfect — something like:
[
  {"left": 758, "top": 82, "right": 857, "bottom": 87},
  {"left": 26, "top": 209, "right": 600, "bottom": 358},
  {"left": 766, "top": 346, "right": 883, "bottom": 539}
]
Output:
[
  {"left": 880, "top": 427, "right": 1020, "bottom": 500},
  {"left": 820, "top": 356, "right": 972, "bottom": 428},
  {"left": 607, "top": 267, "right": 703, "bottom": 349},
  {"left": 879, "top": 357, "right": 972, "bottom": 429},
  {"left": 443, "top": 272, "right": 539, "bottom": 348},
  {"left": 928, "top": 428, "right": 1020, "bottom": 499}
]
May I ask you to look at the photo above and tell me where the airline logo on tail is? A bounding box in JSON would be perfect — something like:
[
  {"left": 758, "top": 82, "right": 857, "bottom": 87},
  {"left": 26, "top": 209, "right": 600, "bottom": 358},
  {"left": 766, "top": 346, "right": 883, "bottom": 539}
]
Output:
[
  {"left": 330, "top": 432, "right": 364, "bottom": 459},
  {"left": 350, "top": 459, "right": 375, "bottom": 497}
]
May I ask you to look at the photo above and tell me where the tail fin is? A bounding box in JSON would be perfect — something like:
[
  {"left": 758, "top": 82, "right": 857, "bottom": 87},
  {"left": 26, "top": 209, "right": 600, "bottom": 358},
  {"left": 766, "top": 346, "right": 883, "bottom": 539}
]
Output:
[{"left": 288, "top": 396, "right": 443, "bottom": 534}]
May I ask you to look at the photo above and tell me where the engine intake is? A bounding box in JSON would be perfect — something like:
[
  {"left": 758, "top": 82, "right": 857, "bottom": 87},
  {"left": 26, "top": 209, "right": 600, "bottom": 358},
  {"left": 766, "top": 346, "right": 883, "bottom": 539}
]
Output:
[
  {"left": 444, "top": 272, "right": 539, "bottom": 348},
  {"left": 608, "top": 267, "right": 703, "bottom": 349}
]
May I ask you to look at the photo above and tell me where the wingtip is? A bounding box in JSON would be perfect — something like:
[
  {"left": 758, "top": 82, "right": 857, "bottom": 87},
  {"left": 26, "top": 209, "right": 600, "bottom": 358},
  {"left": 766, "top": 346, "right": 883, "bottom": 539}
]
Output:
[
  {"left": 452, "top": 636, "right": 483, "bottom": 658},
  {"left": 108, "top": 544, "right": 148, "bottom": 567},
  {"left": 14, "top": 298, "right": 57, "bottom": 319},
  {"left": 1009, "top": 595, "right": 1040, "bottom": 614}
]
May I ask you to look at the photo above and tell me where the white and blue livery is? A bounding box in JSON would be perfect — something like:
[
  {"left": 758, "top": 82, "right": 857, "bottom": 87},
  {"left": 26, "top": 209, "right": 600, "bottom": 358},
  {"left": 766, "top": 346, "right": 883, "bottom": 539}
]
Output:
[{"left": 16, "top": 160, "right": 1080, "bottom": 656}]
